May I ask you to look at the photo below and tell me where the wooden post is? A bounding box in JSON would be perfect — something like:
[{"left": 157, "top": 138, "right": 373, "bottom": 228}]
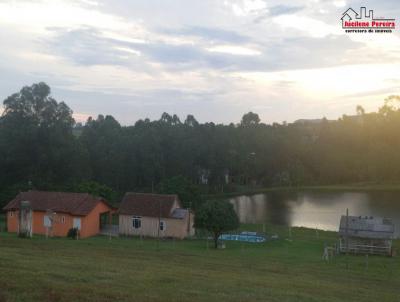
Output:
[
  {"left": 346, "top": 209, "right": 349, "bottom": 249},
  {"left": 157, "top": 199, "right": 161, "bottom": 251},
  {"left": 323, "top": 243, "right": 329, "bottom": 262},
  {"left": 188, "top": 202, "right": 192, "bottom": 238},
  {"left": 108, "top": 211, "right": 112, "bottom": 241},
  {"left": 346, "top": 208, "right": 349, "bottom": 270}
]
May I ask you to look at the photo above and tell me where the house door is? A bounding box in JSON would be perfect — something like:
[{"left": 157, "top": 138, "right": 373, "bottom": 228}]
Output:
[
  {"left": 99, "top": 212, "right": 110, "bottom": 230},
  {"left": 73, "top": 218, "right": 81, "bottom": 230}
]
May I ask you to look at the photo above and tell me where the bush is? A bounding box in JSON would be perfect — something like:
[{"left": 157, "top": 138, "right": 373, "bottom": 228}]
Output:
[
  {"left": 67, "top": 227, "right": 79, "bottom": 239},
  {"left": 18, "top": 232, "right": 30, "bottom": 238}
]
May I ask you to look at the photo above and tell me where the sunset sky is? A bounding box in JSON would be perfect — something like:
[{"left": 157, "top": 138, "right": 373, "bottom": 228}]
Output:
[{"left": 0, "top": 0, "right": 399, "bottom": 124}]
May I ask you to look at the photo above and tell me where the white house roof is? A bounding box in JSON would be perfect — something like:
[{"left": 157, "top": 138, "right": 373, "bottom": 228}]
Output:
[{"left": 339, "top": 215, "right": 394, "bottom": 239}]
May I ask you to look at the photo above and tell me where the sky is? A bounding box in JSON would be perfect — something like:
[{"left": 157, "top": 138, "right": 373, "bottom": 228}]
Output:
[{"left": 0, "top": 0, "right": 399, "bottom": 124}]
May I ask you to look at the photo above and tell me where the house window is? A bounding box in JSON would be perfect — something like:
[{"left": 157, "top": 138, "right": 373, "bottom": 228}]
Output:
[
  {"left": 160, "top": 221, "right": 166, "bottom": 231},
  {"left": 43, "top": 215, "right": 52, "bottom": 227},
  {"left": 132, "top": 216, "right": 141, "bottom": 229},
  {"left": 61, "top": 216, "right": 65, "bottom": 224}
]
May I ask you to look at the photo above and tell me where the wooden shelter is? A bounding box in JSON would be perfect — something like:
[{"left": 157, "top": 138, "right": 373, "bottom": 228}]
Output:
[{"left": 338, "top": 215, "right": 394, "bottom": 256}]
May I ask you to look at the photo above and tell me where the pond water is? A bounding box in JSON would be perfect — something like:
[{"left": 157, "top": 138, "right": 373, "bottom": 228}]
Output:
[{"left": 229, "top": 191, "right": 400, "bottom": 238}]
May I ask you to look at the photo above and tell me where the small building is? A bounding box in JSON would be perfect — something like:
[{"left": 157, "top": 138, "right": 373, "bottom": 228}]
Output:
[
  {"left": 338, "top": 215, "right": 395, "bottom": 256},
  {"left": 3, "top": 191, "right": 115, "bottom": 238},
  {"left": 119, "top": 193, "right": 194, "bottom": 239}
]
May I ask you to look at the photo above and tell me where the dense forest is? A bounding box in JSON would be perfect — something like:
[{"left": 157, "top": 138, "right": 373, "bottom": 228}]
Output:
[{"left": 1, "top": 83, "right": 400, "bottom": 208}]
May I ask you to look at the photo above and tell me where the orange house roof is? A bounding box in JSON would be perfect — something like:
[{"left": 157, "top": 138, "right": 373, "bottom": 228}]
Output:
[{"left": 3, "top": 191, "right": 113, "bottom": 216}]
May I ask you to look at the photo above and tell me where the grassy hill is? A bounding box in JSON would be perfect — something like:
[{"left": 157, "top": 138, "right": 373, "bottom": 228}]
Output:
[{"left": 0, "top": 226, "right": 398, "bottom": 302}]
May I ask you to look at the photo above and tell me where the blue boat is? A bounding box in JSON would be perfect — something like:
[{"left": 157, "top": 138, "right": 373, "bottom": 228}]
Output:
[{"left": 219, "top": 231, "right": 266, "bottom": 243}]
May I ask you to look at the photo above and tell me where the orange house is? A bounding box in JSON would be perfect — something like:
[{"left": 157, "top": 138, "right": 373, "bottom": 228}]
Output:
[{"left": 3, "top": 191, "right": 116, "bottom": 238}]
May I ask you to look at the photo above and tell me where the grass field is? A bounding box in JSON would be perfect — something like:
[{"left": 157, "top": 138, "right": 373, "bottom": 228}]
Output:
[{"left": 0, "top": 225, "right": 399, "bottom": 302}]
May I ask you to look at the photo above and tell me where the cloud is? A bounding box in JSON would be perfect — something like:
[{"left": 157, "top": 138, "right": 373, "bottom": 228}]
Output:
[
  {"left": 44, "top": 24, "right": 366, "bottom": 74},
  {"left": 272, "top": 14, "right": 340, "bottom": 38},
  {"left": 228, "top": 0, "right": 267, "bottom": 17},
  {"left": 0, "top": 0, "right": 129, "bottom": 34},
  {"left": 43, "top": 26, "right": 257, "bottom": 70},
  {"left": 0, "top": 0, "right": 399, "bottom": 125},
  {"left": 44, "top": 27, "right": 146, "bottom": 66},
  {"left": 161, "top": 26, "right": 250, "bottom": 43},
  {"left": 332, "top": 0, "right": 346, "bottom": 8},
  {"left": 268, "top": 5, "right": 305, "bottom": 16},
  {"left": 253, "top": 4, "right": 305, "bottom": 23},
  {"left": 206, "top": 45, "right": 261, "bottom": 56},
  {"left": 79, "top": 0, "right": 100, "bottom": 6}
]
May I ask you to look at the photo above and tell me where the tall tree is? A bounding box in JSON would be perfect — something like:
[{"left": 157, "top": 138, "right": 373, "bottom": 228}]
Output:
[
  {"left": 195, "top": 200, "right": 239, "bottom": 248},
  {"left": 2, "top": 82, "right": 400, "bottom": 207},
  {"left": 241, "top": 112, "right": 260, "bottom": 127},
  {"left": 0, "top": 82, "right": 79, "bottom": 189}
]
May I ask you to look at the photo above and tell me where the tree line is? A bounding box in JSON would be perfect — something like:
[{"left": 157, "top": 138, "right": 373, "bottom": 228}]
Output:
[{"left": 1, "top": 83, "right": 400, "bottom": 208}]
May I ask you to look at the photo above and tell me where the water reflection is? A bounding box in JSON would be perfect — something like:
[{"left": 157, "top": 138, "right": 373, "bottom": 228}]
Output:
[{"left": 229, "top": 191, "right": 400, "bottom": 238}]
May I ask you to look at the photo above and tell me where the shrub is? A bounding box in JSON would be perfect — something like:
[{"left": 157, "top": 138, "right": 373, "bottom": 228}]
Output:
[{"left": 67, "top": 227, "right": 79, "bottom": 239}]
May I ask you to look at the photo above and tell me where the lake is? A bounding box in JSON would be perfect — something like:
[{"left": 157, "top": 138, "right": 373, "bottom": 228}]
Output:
[{"left": 229, "top": 191, "right": 400, "bottom": 238}]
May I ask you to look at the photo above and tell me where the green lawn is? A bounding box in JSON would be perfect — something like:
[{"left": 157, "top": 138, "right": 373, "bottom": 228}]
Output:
[{"left": 0, "top": 226, "right": 399, "bottom": 302}]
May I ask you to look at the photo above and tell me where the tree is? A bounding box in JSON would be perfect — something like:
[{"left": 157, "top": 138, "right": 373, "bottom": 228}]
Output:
[
  {"left": 0, "top": 82, "right": 79, "bottom": 188},
  {"left": 3, "top": 83, "right": 400, "bottom": 205},
  {"left": 3, "top": 82, "right": 73, "bottom": 125},
  {"left": 356, "top": 105, "right": 365, "bottom": 115},
  {"left": 241, "top": 112, "right": 260, "bottom": 127},
  {"left": 80, "top": 114, "right": 123, "bottom": 189},
  {"left": 157, "top": 175, "right": 202, "bottom": 209},
  {"left": 70, "top": 180, "right": 117, "bottom": 203},
  {"left": 184, "top": 114, "right": 199, "bottom": 127},
  {"left": 160, "top": 112, "right": 173, "bottom": 124},
  {"left": 379, "top": 95, "right": 400, "bottom": 116},
  {"left": 194, "top": 200, "right": 239, "bottom": 248}
]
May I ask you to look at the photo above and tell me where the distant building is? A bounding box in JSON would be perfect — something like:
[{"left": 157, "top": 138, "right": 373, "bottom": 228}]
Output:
[
  {"left": 224, "top": 169, "right": 230, "bottom": 185},
  {"left": 3, "top": 191, "right": 115, "bottom": 238},
  {"left": 293, "top": 115, "right": 364, "bottom": 126},
  {"left": 118, "top": 193, "right": 195, "bottom": 239},
  {"left": 338, "top": 215, "right": 395, "bottom": 256},
  {"left": 293, "top": 118, "right": 332, "bottom": 125},
  {"left": 198, "top": 168, "right": 210, "bottom": 185}
]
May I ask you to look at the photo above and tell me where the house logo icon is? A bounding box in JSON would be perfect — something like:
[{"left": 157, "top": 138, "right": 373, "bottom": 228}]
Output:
[{"left": 341, "top": 7, "right": 395, "bottom": 33}]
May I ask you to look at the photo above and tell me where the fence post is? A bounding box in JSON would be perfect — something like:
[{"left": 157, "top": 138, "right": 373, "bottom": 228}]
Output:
[{"left": 346, "top": 208, "right": 349, "bottom": 270}]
